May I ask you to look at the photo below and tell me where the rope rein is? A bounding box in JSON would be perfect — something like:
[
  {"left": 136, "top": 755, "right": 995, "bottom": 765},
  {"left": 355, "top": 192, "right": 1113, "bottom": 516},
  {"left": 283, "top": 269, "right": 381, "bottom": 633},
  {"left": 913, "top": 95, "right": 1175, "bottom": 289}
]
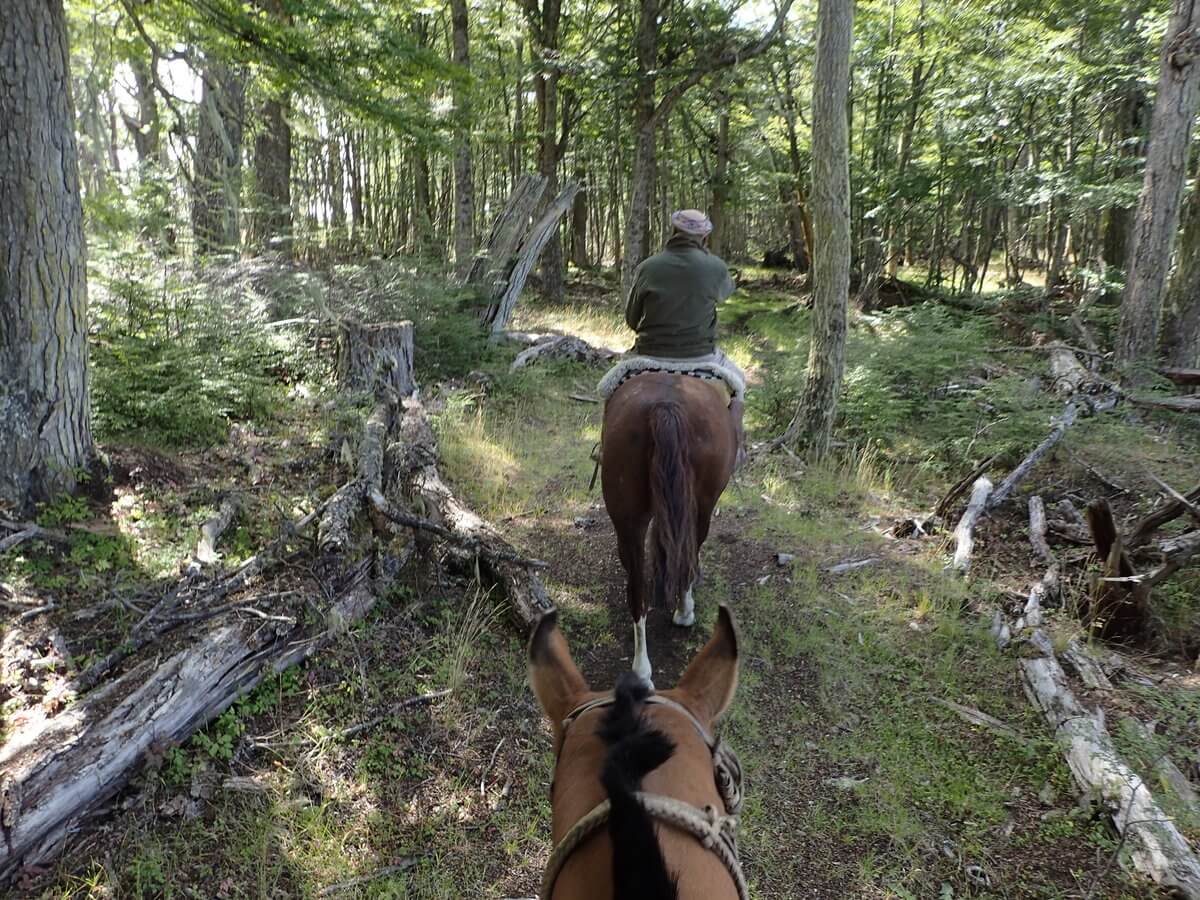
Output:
[{"left": 541, "top": 693, "right": 748, "bottom": 899}]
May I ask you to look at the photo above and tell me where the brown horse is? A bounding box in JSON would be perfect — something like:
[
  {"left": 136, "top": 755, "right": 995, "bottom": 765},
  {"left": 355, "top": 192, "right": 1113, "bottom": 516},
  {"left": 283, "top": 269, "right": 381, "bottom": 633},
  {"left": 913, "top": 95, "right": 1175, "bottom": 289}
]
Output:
[
  {"left": 601, "top": 373, "right": 738, "bottom": 684},
  {"left": 529, "top": 605, "right": 744, "bottom": 900}
]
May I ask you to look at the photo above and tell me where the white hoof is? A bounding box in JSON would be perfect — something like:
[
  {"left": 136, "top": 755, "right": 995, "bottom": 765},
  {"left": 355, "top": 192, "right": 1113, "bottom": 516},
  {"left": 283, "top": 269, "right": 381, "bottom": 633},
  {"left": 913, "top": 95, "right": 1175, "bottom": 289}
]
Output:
[
  {"left": 632, "top": 617, "right": 653, "bottom": 686},
  {"left": 672, "top": 608, "right": 695, "bottom": 627}
]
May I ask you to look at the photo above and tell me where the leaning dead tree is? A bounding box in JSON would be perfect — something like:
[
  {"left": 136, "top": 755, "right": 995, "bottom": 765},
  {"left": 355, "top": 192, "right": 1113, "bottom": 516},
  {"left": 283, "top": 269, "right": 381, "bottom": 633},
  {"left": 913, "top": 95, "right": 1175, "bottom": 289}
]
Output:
[
  {"left": 993, "top": 499, "right": 1200, "bottom": 899},
  {"left": 473, "top": 177, "right": 581, "bottom": 337}
]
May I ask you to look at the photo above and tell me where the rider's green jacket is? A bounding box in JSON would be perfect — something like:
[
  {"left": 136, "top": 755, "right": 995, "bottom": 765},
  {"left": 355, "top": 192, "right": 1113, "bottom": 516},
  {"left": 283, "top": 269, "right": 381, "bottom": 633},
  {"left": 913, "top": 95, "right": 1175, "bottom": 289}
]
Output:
[{"left": 625, "top": 234, "right": 736, "bottom": 359}]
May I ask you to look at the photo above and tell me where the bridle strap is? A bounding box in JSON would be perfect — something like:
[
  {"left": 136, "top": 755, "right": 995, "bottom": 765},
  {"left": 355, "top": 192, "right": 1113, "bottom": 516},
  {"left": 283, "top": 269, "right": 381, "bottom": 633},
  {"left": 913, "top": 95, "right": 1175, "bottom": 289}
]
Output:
[
  {"left": 544, "top": 692, "right": 746, "bottom": 899},
  {"left": 541, "top": 792, "right": 749, "bottom": 900},
  {"left": 560, "top": 693, "right": 716, "bottom": 750}
]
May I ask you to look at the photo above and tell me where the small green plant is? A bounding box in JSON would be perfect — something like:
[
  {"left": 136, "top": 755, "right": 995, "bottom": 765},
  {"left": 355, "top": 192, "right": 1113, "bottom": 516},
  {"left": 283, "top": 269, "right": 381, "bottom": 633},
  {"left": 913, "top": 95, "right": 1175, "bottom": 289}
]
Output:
[{"left": 37, "top": 493, "right": 90, "bottom": 527}]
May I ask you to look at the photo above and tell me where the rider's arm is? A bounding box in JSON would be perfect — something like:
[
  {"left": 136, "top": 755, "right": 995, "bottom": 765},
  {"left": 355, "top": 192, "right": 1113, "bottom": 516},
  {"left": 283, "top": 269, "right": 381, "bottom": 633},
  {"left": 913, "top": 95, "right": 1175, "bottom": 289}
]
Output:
[
  {"left": 625, "top": 278, "right": 644, "bottom": 330},
  {"left": 716, "top": 263, "right": 736, "bottom": 303}
]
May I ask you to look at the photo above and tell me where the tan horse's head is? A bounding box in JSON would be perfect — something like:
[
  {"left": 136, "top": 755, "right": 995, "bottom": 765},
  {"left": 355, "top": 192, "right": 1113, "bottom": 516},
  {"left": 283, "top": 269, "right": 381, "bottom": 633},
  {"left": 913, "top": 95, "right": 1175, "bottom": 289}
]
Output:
[{"left": 529, "top": 606, "right": 744, "bottom": 900}]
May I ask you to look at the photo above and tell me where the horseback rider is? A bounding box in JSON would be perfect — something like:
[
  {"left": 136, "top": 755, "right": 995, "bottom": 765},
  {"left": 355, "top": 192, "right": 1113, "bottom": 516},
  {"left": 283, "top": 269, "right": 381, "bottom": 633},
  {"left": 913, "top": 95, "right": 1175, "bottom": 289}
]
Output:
[{"left": 624, "top": 208, "right": 746, "bottom": 461}]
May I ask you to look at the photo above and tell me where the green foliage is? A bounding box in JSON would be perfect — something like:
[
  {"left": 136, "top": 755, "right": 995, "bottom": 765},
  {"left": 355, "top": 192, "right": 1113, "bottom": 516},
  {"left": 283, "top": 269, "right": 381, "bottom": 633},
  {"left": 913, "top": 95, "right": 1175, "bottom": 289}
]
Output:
[{"left": 92, "top": 332, "right": 280, "bottom": 448}]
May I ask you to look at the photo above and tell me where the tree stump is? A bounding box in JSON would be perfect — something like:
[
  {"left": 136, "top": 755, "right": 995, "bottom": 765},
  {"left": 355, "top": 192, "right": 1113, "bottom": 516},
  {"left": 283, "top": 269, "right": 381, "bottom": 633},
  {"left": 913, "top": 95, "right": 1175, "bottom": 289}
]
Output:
[
  {"left": 1084, "top": 499, "right": 1151, "bottom": 639},
  {"left": 335, "top": 321, "right": 415, "bottom": 397}
]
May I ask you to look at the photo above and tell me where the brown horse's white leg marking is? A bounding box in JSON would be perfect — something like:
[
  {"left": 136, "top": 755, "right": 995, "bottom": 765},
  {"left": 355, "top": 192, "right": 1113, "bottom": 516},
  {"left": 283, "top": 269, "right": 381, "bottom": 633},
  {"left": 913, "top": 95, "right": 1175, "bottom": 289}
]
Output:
[
  {"left": 632, "top": 616, "right": 652, "bottom": 686},
  {"left": 673, "top": 584, "right": 696, "bottom": 627}
]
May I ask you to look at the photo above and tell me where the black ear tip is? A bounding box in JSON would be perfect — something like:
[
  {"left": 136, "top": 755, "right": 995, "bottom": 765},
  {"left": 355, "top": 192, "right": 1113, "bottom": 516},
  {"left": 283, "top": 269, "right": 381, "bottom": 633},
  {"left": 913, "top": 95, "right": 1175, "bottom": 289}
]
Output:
[
  {"left": 716, "top": 604, "right": 739, "bottom": 656},
  {"left": 527, "top": 608, "right": 559, "bottom": 662}
]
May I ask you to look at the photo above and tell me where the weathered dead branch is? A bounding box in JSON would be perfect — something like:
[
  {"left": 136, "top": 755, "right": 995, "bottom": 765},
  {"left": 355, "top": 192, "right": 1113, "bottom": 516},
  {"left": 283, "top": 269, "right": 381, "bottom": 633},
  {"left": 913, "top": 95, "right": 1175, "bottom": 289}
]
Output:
[
  {"left": 0, "top": 556, "right": 397, "bottom": 885},
  {"left": 1127, "top": 395, "right": 1200, "bottom": 413},
  {"left": 465, "top": 173, "right": 547, "bottom": 289},
  {"left": 1019, "top": 636, "right": 1200, "bottom": 898},
  {"left": 950, "top": 476, "right": 992, "bottom": 573},
  {"left": 1128, "top": 483, "right": 1200, "bottom": 550},
  {"left": 191, "top": 495, "right": 240, "bottom": 569}
]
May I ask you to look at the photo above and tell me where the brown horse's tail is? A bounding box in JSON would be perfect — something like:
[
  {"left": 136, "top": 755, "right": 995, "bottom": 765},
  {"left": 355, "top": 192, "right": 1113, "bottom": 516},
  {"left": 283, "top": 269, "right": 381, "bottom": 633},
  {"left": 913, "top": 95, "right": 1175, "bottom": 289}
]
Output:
[{"left": 648, "top": 402, "right": 697, "bottom": 612}]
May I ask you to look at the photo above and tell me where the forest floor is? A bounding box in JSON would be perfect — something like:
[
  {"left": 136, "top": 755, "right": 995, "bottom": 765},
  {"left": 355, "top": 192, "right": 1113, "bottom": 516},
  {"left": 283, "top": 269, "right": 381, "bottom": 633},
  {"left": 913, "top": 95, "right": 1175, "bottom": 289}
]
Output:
[{"left": 5, "top": 259, "right": 1199, "bottom": 899}]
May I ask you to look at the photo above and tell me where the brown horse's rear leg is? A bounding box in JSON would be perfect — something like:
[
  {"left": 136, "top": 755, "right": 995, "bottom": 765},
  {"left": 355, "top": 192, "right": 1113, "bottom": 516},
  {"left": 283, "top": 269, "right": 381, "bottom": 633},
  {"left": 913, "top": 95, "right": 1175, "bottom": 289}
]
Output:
[
  {"left": 616, "top": 517, "right": 653, "bottom": 685},
  {"left": 673, "top": 499, "right": 717, "bottom": 628}
]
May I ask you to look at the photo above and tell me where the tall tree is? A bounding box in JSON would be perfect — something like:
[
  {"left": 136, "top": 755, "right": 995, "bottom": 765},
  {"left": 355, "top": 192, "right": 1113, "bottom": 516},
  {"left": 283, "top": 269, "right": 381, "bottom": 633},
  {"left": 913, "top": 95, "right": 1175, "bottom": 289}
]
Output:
[
  {"left": 1115, "top": 0, "right": 1200, "bottom": 384},
  {"left": 192, "top": 55, "right": 246, "bottom": 254},
  {"left": 451, "top": 0, "right": 476, "bottom": 274},
  {"left": 1, "top": 0, "right": 95, "bottom": 513},
  {"left": 524, "top": 0, "right": 565, "bottom": 301},
  {"left": 778, "top": 0, "right": 853, "bottom": 458},
  {"left": 620, "top": 0, "right": 795, "bottom": 295},
  {"left": 249, "top": 91, "right": 291, "bottom": 253},
  {"left": 1161, "top": 168, "right": 1200, "bottom": 367}
]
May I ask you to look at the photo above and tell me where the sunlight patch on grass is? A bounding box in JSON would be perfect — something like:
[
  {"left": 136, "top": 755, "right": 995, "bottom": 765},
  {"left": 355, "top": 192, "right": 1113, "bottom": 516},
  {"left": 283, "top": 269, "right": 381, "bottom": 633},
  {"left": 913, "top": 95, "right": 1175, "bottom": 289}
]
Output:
[{"left": 511, "top": 302, "right": 629, "bottom": 352}]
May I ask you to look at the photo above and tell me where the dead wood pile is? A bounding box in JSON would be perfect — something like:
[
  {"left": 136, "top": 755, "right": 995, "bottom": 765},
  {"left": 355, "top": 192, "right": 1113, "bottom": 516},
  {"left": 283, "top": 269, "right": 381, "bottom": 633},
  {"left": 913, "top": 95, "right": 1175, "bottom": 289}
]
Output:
[{"left": 0, "top": 317, "right": 555, "bottom": 885}]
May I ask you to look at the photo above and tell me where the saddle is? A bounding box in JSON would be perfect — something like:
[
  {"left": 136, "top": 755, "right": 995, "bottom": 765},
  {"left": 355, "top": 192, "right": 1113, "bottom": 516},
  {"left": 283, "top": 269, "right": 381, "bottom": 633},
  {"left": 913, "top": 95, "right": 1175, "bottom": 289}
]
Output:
[{"left": 597, "top": 355, "right": 744, "bottom": 404}]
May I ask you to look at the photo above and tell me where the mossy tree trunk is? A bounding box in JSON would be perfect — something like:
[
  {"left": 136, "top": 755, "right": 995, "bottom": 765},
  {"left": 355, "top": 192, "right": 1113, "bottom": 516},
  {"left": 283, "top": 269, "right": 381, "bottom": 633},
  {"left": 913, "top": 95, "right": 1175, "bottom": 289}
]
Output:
[
  {"left": 192, "top": 56, "right": 246, "bottom": 255},
  {"left": 1115, "top": 0, "right": 1200, "bottom": 384},
  {"left": 781, "top": 0, "right": 853, "bottom": 459},
  {"left": 0, "top": 0, "right": 95, "bottom": 515},
  {"left": 451, "top": 0, "right": 476, "bottom": 275}
]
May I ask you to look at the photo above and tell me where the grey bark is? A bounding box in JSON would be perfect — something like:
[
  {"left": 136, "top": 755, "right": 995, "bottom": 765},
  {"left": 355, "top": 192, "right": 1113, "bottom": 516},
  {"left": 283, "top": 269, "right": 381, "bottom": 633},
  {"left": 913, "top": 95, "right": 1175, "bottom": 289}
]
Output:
[
  {"left": 192, "top": 57, "right": 245, "bottom": 255},
  {"left": 1116, "top": 0, "right": 1200, "bottom": 384},
  {"left": 525, "top": 0, "right": 565, "bottom": 302},
  {"left": 0, "top": 0, "right": 96, "bottom": 514},
  {"left": 781, "top": 0, "right": 854, "bottom": 459},
  {"left": 451, "top": 0, "right": 476, "bottom": 275},
  {"left": 249, "top": 94, "right": 291, "bottom": 254},
  {"left": 1162, "top": 174, "right": 1200, "bottom": 367}
]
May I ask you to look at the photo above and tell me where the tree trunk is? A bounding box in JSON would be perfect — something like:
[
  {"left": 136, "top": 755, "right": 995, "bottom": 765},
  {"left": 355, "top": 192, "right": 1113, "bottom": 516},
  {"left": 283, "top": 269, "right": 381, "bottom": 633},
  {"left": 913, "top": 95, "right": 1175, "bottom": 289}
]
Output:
[
  {"left": 782, "top": 0, "right": 853, "bottom": 459},
  {"left": 192, "top": 58, "right": 245, "bottom": 255},
  {"left": 710, "top": 90, "right": 732, "bottom": 259},
  {"left": 451, "top": 0, "right": 475, "bottom": 275},
  {"left": 1161, "top": 172, "right": 1200, "bottom": 367},
  {"left": 570, "top": 164, "right": 589, "bottom": 268},
  {"left": 122, "top": 51, "right": 160, "bottom": 166},
  {"left": 621, "top": 0, "right": 661, "bottom": 296},
  {"left": 526, "top": 0, "right": 564, "bottom": 302},
  {"left": 0, "top": 0, "right": 96, "bottom": 514},
  {"left": 249, "top": 94, "right": 291, "bottom": 255},
  {"left": 1116, "top": 0, "right": 1200, "bottom": 385}
]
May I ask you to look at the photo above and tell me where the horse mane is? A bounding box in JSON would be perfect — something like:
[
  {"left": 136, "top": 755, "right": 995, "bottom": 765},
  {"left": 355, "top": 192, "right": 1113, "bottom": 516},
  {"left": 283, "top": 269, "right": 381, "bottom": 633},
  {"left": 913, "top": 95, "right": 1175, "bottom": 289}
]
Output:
[{"left": 598, "top": 673, "right": 679, "bottom": 900}]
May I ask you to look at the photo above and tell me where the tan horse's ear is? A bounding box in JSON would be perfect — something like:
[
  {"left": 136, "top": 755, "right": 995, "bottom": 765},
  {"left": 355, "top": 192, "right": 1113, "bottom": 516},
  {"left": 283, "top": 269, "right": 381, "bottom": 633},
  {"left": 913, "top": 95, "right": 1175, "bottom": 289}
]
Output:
[
  {"left": 527, "top": 610, "right": 589, "bottom": 732},
  {"left": 676, "top": 605, "right": 740, "bottom": 725}
]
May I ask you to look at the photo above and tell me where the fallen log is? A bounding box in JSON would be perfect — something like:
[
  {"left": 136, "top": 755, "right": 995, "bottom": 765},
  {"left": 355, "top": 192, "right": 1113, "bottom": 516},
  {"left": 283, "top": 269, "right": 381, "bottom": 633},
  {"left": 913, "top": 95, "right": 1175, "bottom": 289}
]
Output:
[
  {"left": 509, "top": 334, "right": 617, "bottom": 373},
  {"left": 1019, "top": 635, "right": 1200, "bottom": 899},
  {"left": 1062, "top": 638, "right": 1115, "bottom": 691},
  {"left": 394, "top": 394, "right": 554, "bottom": 629},
  {"left": 1048, "top": 340, "right": 1091, "bottom": 396},
  {"left": 1157, "top": 367, "right": 1200, "bottom": 387},
  {"left": 950, "top": 476, "right": 992, "bottom": 573},
  {"left": 1127, "top": 394, "right": 1200, "bottom": 413},
  {"left": 0, "top": 556, "right": 398, "bottom": 885}
]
